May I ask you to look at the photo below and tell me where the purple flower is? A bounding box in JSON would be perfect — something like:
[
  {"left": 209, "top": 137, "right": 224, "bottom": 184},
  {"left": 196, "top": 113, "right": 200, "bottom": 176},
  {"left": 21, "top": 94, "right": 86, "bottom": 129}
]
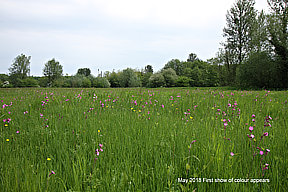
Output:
[
  {"left": 250, "top": 134, "right": 255, "bottom": 139},
  {"left": 230, "top": 152, "right": 235, "bottom": 156},
  {"left": 99, "top": 144, "right": 103, "bottom": 148},
  {"left": 252, "top": 119, "right": 255, "bottom": 122},
  {"left": 49, "top": 170, "right": 55, "bottom": 177},
  {"left": 259, "top": 151, "right": 264, "bottom": 155},
  {"left": 252, "top": 114, "right": 256, "bottom": 118},
  {"left": 263, "top": 132, "right": 268, "bottom": 136},
  {"left": 191, "top": 140, "right": 196, "bottom": 144},
  {"left": 249, "top": 126, "right": 253, "bottom": 132},
  {"left": 224, "top": 122, "right": 228, "bottom": 127}
]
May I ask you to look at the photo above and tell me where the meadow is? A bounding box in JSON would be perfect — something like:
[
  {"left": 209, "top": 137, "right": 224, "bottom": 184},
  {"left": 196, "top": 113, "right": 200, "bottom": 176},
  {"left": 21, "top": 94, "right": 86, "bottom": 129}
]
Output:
[{"left": 0, "top": 87, "right": 287, "bottom": 192}]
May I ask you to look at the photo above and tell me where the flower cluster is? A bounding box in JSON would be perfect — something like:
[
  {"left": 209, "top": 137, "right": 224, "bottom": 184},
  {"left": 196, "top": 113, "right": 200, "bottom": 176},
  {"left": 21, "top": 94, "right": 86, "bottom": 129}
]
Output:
[{"left": 95, "top": 144, "right": 104, "bottom": 160}]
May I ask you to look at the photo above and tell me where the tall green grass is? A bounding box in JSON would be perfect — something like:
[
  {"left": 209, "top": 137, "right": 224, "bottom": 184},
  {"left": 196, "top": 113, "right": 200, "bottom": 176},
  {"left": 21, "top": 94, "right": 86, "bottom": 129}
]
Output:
[{"left": 0, "top": 88, "right": 287, "bottom": 191}]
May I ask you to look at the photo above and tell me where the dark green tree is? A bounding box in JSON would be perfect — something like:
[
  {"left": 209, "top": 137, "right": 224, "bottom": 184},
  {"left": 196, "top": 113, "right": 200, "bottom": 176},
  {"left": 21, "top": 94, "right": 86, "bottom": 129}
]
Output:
[
  {"left": 267, "top": 0, "right": 288, "bottom": 87},
  {"left": 119, "top": 68, "right": 141, "bottom": 87},
  {"left": 163, "top": 59, "right": 183, "bottom": 76},
  {"left": 77, "top": 68, "right": 91, "bottom": 76},
  {"left": 9, "top": 54, "right": 31, "bottom": 86},
  {"left": 148, "top": 73, "right": 166, "bottom": 88},
  {"left": 187, "top": 53, "right": 200, "bottom": 62},
  {"left": 223, "top": 0, "right": 257, "bottom": 83},
  {"left": 161, "top": 68, "right": 178, "bottom": 87},
  {"left": 43, "top": 59, "right": 63, "bottom": 87}
]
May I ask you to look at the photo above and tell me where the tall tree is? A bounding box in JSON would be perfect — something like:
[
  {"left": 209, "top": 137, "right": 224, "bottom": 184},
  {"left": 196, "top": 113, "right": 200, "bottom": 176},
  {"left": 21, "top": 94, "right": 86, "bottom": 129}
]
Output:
[
  {"left": 267, "top": 0, "right": 288, "bottom": 87},
  {"left": 43, "top": 59, "right": 63, "bottom": 87},
  {"left": 9, "top": 54, "right": 31, "bottom": 79},
  {"left": 223, "top": 0, "right": 257, "bottom": 83},
  {"left": 144, "top": 65, "right": 153, "bottom": 73},
  {"left": 187, "top": 53, "right": 199, "bottom": 62},
  {"left": 77, "top": 68, "right": 91, "bottom": 76}
]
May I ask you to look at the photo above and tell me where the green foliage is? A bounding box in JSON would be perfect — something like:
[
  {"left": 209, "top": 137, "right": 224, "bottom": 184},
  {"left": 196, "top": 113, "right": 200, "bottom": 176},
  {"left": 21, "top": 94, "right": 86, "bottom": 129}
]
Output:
[
  {"left": 163, "top": 59, "right": 183, "bottom": 76},
  {"left": 9, "top": 54, "right": 31, "bottom": 80},
  {"left": 22, "top": 77, "right": 39, "bottom": 87},
  {"left": 148, "top": 73, "right": 165, "bottom": 87},
  {"left": 107, "top": 71, "right": 121, "bottom": 88},
  {"left": 82, "top": 77, "right": 92, "bottom": 88},
  {"left": 161, "top": 68, "right": 178, "bottom": 87},
  {"left": 237, "top": 51, "right": 279, "bottom": 88},
  {"left": 43, "top": 59, "right": 63, "bottom": 87},
  {"left": 176, "top": 76, "right": 191, "bottom": 87},
  {"left": 77, "top": 68, "right": 91, "bottom": 76},
  {"left": 92, "top": 77, "right": 110, "bottom": 88},
  {"left": 119, "top": 68, "right": 141, "bottom": 87}
]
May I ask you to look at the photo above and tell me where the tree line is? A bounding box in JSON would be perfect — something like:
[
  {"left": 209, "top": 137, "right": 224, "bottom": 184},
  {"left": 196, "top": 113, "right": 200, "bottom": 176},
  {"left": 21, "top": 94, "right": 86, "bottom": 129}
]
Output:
[{"left": 1, "top": 0, "right": 287, "bottom": 89}]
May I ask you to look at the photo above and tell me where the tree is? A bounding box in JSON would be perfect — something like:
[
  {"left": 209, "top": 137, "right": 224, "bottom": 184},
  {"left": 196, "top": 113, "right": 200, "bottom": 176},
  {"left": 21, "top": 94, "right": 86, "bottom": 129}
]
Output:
[
  {"left": 43, "top": 59, "right": 63, "bottom": 87},
  {"left": 144, "top": 65, "right": 153, "bottom": 73},
  {"left": 163, "top": 59, "right": 183, "bottom": 76},
  {"left": 108, "top": 71, "right": 121, "bottom": 87},
  {"left": 9, "top": 54, "right": 31, "bottom": 80},
  {"left": 187, "top": 53, "right": 200, "bottom": 62},
  {"left": 236, "top": 51, "right": 276, "bottom": 88},
  {"left": 267, "top": 0, "right": 288, "bottom": 88},
  {"left": 161, "top": 68, "right": 178, "bottom": 87},
  {"left": 77, "top": 68, "right": 91, "bottom": 76},
  {"left": 119, "top": 68, "right": 141, "bottom": 87},
  {"left": 148, "top": 73, "right": 166, "bottom": 88},
  {"left": 223, "top": 0, "right": 257, "bottom": 83}
]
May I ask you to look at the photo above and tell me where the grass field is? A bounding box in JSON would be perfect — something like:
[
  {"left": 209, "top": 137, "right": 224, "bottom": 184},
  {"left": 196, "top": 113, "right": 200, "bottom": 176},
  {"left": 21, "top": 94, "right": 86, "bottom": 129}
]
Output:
[{"left": 0, "top": 87, "right": 287, "bottom": 191}]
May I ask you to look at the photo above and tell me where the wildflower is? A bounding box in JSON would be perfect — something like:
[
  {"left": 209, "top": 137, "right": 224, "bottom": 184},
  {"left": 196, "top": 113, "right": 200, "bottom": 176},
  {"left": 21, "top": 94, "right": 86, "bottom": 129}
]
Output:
[
  {"left": 250, "top": 134, "right": 255, "bottom": 139},
  {"left": 47, "top": 158, "right": 51, "bottom": 161},
  {"left": 265, "top": 149, "right": 270, "bottom": 155},
  {"left": 264, "top": 163, "right": 269, "bottom": 170},
  {"left": 230, "top": 152, "right": 235, "bottom": 156},
  {"left": 4, "top": 124, "right": 8, "bottom": 127},
  {"left": 95, "top": 149, "right": 100, "bottom": 156},
  {"left": 49, "top": 171, "right": 55, "bottom": 177},
  {"left": 263, "top": 132, "right": 268, "bottom": 136},
  {"left": 6, "top": 139, "right": 9, "bottom": 142},
  {"left": 16, "top": 131, "right": 19, "bottom": 134},
  {"left": 252, "top": 114, "right": 256, "bottom": 118},
  {"left": 252, "top": 119, "right": 255, "bottom": 122},
  {"left": 99, "top": 144, "right": 103, "bottom": 148},
  {"left": 228, "top": 103, "right": 231, "bottom": 107},
  {"left": 249, "top": 126, "right": 253, "bottom": 132},
  {"left": 191, "top": 140, "right": 196, "bottom": 144},
  {"left": 98, "top": 130, "right": 100, "bottom": 133},
  {"left": 224, "top": 122, "right": 228, "bottom": 127},
  {"left": 259, "top": 151, "right": 264, "bottom": 155},
  {"left": 65, "top": 99, "right": 69, "bottom": 101}
]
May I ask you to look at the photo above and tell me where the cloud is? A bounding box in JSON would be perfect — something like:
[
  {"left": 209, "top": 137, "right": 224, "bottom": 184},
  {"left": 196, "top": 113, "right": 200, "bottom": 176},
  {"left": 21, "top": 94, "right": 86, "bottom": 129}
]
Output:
[{"left": 0, "top": 0, "right": 271, "bottom": 76}]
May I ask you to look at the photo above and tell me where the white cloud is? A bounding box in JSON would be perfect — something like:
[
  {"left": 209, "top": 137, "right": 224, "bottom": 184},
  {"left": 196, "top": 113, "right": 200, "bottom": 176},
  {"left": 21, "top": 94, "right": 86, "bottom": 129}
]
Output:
[{"left": 0, "top": 0, "right": 271, "bottom": 75}]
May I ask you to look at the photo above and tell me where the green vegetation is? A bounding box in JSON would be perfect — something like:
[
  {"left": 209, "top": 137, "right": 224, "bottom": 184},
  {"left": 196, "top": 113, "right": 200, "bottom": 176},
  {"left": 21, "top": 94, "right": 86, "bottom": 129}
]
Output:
[{"left": 1, "top": 87, "right": 287, "bottom": 191}]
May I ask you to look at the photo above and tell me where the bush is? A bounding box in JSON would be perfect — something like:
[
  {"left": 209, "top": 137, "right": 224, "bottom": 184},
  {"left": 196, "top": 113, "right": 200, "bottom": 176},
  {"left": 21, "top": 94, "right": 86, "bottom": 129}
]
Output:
[
  {"left": 92, "top": 77, "right": 110, "bottom": 88},
  {"left": 148, "top": 73, "right": 165, "bottom": 88},
  {"left": 176, "top": 76, "right": 191, "bottom": 87},
  {"left": 22, "top": 78, "right": 39, "bottom": 87}
]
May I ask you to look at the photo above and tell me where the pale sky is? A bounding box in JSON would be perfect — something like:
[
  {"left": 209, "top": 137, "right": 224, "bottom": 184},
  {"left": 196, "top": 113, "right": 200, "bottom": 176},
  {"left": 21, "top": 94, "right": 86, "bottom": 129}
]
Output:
[{"left": 0, "top": 0, "right": 269, "bottom": 76}]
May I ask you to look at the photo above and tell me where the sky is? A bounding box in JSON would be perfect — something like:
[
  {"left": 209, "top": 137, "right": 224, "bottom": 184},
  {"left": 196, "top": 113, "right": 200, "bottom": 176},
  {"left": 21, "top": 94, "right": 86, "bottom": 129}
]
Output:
[{"left": 0, "top": 0, "right": 269, "bottom": 76}]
